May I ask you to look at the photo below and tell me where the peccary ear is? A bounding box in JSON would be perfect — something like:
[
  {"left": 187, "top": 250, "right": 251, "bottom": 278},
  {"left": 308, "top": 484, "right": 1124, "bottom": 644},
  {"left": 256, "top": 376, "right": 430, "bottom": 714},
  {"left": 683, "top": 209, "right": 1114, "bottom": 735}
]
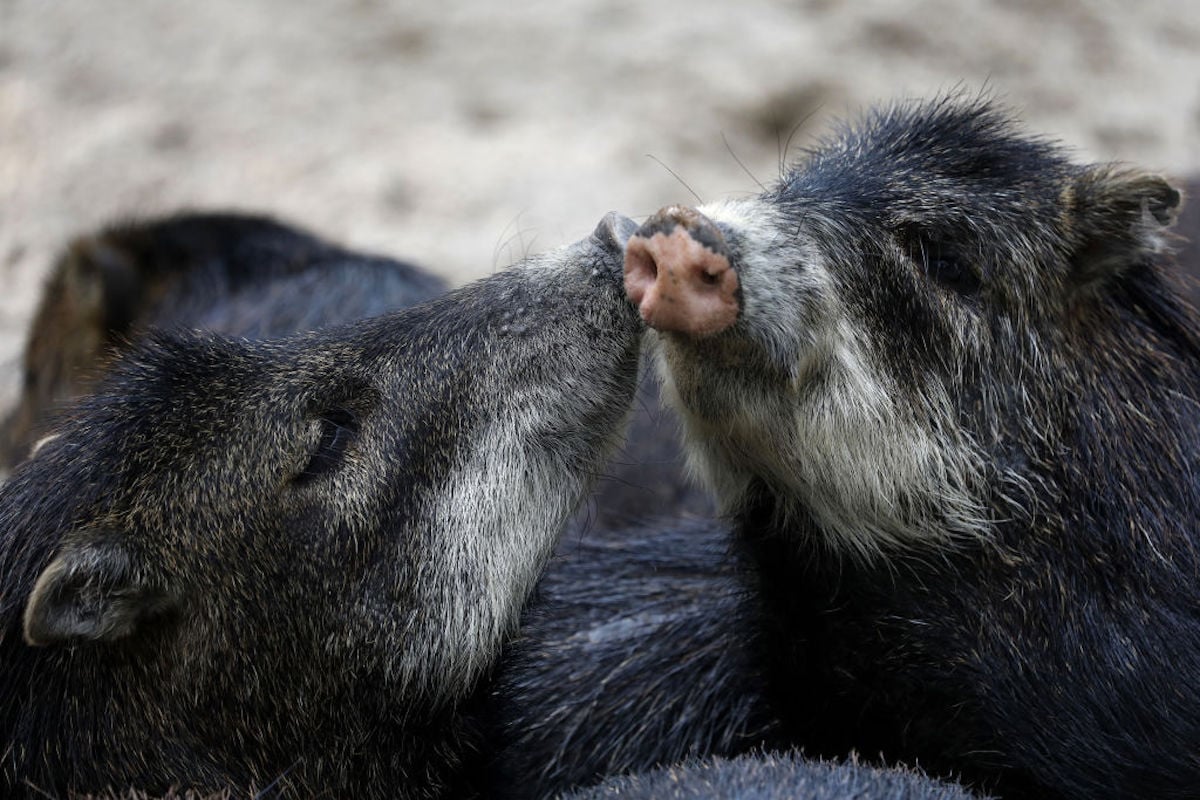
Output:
[
  {"left": 62, "top": 235, "right": 142, "bottom": 334},
  {"left": 23, "top": 537, "right": 177, "bottom": 646},
  {"left": 1068, "top": 167, "right": 1183, "bottom": 291}
]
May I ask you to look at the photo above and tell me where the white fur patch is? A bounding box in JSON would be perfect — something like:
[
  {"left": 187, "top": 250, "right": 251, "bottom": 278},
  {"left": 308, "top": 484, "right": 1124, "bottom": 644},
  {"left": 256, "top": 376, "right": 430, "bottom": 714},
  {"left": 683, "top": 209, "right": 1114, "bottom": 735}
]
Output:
[
  {"left": 657, "top": 198, "right": 990, "bottom": 560},
  {"left": 418, "top": 420, "right": 584, "bottom": 696},
  {"left": 395, "top": 323, "right": 635, "bottom": 699}
]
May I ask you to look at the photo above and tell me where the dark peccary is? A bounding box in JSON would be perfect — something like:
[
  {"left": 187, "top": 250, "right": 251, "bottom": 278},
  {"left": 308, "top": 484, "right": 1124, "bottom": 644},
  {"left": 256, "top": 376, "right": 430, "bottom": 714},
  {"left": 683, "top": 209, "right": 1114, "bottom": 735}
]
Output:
[
  {"left": 0, "top": 212, "right": 706, "bottom": 531},
  {"left": 623, "top": 97, "right": 1199, "bottom": 798},
  {"left": 563, "top": 752, "right": 983, "bottom": 800},
  {"left": 0, "top": 213, "right": 643, "bottom": 797},
  {"left": 491, "top": 518, "right": 783, "bottom": 798},
  {"left": 0, "top": 212, "right": 446, "bottom": 470}
]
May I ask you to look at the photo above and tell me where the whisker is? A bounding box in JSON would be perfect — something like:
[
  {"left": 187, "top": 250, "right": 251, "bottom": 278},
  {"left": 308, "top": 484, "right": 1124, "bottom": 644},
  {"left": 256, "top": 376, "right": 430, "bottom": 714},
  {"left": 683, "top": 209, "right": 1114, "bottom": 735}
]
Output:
[{"left": 645, "top": 154, "right": 703, "bottom": 205}]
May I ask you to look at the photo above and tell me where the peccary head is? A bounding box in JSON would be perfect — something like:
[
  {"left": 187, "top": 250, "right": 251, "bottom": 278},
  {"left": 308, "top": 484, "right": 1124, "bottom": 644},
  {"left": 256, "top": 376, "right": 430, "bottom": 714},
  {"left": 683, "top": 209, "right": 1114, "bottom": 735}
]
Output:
[
  {"left": 0, "top": 214, "right": 642, "bottom": 796},
  {"left": 626, "top": 97, "right": 1191, "bottom": 560}
]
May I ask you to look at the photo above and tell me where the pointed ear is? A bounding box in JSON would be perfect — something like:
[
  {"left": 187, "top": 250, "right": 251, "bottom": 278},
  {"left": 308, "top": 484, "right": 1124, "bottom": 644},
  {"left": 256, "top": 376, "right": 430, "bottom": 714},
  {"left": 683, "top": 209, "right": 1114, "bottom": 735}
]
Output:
[
  {"left": 1068, "top": 167, "right": 1183, "bottom": 291},
  {"left": 23, "top": 538, "right": 177, "bottom": 647},
  {"left": 62, "top": 235, "right": 142, "bottom": 333}
]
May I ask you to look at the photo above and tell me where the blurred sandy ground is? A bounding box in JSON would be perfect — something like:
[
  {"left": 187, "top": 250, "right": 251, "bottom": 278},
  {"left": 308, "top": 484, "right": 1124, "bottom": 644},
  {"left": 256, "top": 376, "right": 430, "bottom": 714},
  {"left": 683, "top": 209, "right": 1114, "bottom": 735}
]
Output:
[{"left": 2, "top": 0, "right": 1199, "bottom": 412}]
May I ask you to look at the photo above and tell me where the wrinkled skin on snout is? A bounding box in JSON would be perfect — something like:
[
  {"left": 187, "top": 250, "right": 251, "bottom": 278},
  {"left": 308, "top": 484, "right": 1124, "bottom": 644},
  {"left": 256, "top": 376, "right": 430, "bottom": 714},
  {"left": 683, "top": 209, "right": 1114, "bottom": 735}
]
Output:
[{"left": 0, "top": 214, "right": 642, "bottom": 798}]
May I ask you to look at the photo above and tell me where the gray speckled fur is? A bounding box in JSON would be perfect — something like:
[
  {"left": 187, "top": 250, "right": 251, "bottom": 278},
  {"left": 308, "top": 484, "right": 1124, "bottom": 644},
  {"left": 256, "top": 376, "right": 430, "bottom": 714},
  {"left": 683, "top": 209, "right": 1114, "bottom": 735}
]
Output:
[
  {"left": 0, "top": 217, "right": 642, "bottom": 797},
  {"left": 563, "top": 752, "right": 984, "bottom": 800},
  {"left": 647, "top": 96, "right": 1200, "bottom": 798}
]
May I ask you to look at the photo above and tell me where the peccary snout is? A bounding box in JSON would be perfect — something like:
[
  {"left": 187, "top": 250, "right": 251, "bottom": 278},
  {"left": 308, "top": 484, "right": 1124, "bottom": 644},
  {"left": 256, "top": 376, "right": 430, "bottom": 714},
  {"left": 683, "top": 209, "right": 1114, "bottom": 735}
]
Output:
[{"left": 624, "top": 205, "right": 740, "bottom": 337}]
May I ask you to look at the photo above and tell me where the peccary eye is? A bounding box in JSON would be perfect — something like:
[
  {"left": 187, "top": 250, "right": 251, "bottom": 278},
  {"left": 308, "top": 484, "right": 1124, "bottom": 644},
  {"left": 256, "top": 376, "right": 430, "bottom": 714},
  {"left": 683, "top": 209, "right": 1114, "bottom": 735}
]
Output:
[
  {"left": 927, "top": 255, "right": 978, "bottom": 294},
  {"left": 296, "top": 408, "right": 358, "bottom": 483},
  {"left": 902, "top": 228, "right": 980, "bottom": 296}
]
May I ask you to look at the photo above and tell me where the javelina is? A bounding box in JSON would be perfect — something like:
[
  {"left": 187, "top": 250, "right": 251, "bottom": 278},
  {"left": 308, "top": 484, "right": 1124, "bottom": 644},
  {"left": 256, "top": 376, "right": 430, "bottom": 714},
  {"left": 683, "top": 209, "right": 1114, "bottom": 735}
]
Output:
[
  {"left": 0, "top": 213, "right": 642, "bottom": 797},
  {"left": 563, "top": 752, "right": 982, "bottom": 800},
  {"left": 623, "top": 97, "right": 1199, "bottom": 798},
  {"left": 0, "top": 212, "right": 446, "bottom": 470},
  {"left": 0, "top": 213, "right": 706, "bottom": 531}
]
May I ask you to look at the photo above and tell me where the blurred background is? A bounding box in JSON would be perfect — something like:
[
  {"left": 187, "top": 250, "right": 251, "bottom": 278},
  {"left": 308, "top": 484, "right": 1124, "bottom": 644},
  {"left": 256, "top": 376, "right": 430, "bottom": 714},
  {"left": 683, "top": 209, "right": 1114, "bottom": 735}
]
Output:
[{"left": 2, "top": 0, "right": 1198, "bottom": 410}]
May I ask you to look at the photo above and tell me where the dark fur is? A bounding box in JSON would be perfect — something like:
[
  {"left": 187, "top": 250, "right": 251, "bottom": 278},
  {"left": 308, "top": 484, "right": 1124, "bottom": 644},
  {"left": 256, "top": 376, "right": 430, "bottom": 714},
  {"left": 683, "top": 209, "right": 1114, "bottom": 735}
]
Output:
[
  {"left": 491, "top": 518, "right": 782, "bottom": 798},
  {"left": 489, "top": 520, "right": 985, "bottom": 800},
  {"left": 1175, "top": 176, "right": 1200, "bottom": 305},
  {"left": 567, "top": 374, "right": 714, "bottom": 537},
  {"left": 0, "top": 218, "right": 642, "bottom": 796},
  {"left": 0, "top": 212, "right": 446, "bottom": 470},
  {"left": 563, "top": 752, "right": 983, "bottom": 800},
  {"left": 648, "top": 97, "right": 1200, "bottom": 798}
]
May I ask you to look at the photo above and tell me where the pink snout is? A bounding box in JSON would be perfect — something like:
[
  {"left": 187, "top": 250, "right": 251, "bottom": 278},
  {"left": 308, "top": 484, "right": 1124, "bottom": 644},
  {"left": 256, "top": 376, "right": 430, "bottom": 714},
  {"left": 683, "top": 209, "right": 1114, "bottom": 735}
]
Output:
[{"left": 623, "top": 206, "right": 740, "bottom": 337}]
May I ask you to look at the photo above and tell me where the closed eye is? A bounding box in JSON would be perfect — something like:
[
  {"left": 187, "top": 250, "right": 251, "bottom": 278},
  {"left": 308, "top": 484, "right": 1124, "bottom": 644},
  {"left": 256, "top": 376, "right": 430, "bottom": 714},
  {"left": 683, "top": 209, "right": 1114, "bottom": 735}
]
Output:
[
  {"left": 295, "top": 408, "right": 358, "bottom": 483},
  {"left": 901, "top": 226, "right": 981, "bottom": 296}
]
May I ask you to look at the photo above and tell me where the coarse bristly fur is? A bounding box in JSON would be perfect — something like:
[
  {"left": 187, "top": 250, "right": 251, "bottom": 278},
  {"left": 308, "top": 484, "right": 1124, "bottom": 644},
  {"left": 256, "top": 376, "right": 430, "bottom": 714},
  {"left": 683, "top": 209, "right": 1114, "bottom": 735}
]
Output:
[
  {"left": 489, "top": 518, "right": 785, "bottom": 799},
  {"left": 0, "top": 215, "right": 643, "bottom": 797},
  {"left": 488, "top": 518, "right": 984, "bottom": 799},
  {"left": 646, "top": 95, "right": 1200, "bottom": 798},
  {"left": 562, "top": 751, "right": 985, "bottom": 800}
]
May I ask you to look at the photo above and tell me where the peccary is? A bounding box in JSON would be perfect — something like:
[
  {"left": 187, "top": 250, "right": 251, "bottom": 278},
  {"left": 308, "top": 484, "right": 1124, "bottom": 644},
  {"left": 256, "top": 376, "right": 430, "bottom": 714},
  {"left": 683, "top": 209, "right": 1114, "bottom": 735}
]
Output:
[
  {"left": 0, "top": 212, "right": 446, "bottom": 470},
  {"left": 0, "top": 212, "right": 707, "bottom": 532},
  {"left": 624, "top": 97, "right": 1200, "bottom": 798},
  {"left": 563, "top": 752, "right": 982, "bottom": 800},
  {"left": 0, "top": 213, "right": 642, "bottom": 797}
]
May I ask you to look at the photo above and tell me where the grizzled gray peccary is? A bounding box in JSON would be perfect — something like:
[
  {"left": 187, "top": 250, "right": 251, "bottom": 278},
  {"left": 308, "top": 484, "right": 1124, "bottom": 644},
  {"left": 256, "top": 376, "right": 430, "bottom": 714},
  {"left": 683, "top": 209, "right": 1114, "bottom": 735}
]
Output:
[
  {"left": 0, "top": 212, "right": 447, "bottom": 470},
  {"left": 616, "top": 96, "right": 1200, "bottom": 798},
  {"left": 0, "top": 212, "right": 642, "bottom": 797}
]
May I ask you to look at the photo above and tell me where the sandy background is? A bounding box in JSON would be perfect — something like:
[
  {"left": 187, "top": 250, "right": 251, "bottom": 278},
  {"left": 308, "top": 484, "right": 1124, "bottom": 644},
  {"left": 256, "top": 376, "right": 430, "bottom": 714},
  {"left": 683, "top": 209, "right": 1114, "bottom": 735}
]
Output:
[{"left": 2, "top": 0, "right": 1199, "bottom": 413}]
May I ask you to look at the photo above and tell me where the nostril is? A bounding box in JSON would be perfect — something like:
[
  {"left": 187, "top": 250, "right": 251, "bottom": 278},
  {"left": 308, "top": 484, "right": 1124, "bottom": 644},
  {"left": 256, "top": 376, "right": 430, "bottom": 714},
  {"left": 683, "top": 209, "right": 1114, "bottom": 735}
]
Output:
[{"left": 622, "top": 205, "right": 741, "bottom": 337}]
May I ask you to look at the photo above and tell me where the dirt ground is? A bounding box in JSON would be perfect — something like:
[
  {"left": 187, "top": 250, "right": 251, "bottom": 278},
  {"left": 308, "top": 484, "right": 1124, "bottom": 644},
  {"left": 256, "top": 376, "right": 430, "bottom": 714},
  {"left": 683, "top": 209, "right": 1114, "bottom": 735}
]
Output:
[{"left": 2, "top": 0, "right": 1199, "bottom": 412}]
